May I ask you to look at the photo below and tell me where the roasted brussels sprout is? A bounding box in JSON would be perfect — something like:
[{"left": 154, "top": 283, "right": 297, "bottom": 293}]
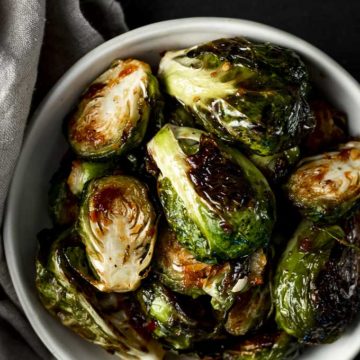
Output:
[
  {"left": 48, "top": 153, "right": 78, "bottom": 226},
  {"left": 49, "top": 178, "right": 79, "bottom": 226},
  {"left": 68, "top": 59, "right": 162, "bottom": 159},
  {"left": 49, "top": 158, "right": 114, "bottom": 225},
  {"left": 224, "top": 284, "right": 271, "bottom": 336},
  {"left": 223, "top": 331, "right": 299, "bottom": 360},
  {"left": 154, "top": 227, "right": 265, "bottom": 311},
  {"left": 274, "top": 217, "right": 360, "bottom": 344},
  {"left": 303, "top": 99, "right": 348, "bottom": 155},
  {"left": 286, "top": 141, "right": 360, "bottom": 223},
  {"left": 36, "top": 229, "right": 164, "bottom": 360},
  {"left": 67, "top": 160, "right": 113, "bottom": 196},
  {"left": 78, "top": 175, "right": 157, "bottom": 292},
  {"left": 147, "top": 124, "right": 275, "bottom": 261},
  {"left": 249, "top": 147, "right": 300, "bottom": 183},
  {"left": 168, "top": 102, "right": 198, "bottom": 128},
  {"left": 159, "top": 37, "right": 313, "bottom": 155},
  {"left": 136, "top": 281, "right": 218, "bottom": 350}
]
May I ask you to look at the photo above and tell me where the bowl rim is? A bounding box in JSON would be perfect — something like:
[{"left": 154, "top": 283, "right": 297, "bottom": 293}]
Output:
[{"left": 3, "top": 17, "right": 360, "bottom": 360}]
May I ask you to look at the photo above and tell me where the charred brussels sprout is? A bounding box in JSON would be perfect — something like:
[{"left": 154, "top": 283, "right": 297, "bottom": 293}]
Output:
[
  {"left": 249, "top": 147, "right": 300, "bottom": 183},
  {"left": 67, "top": 160, "right": 113, "bottom": 196},
  {"left": 223, "top": 331, "right": 299, "bottom": 360},
  {"left": 286, "top": 141, "right": 360, "bottom": 223},
  {"left": 36, "top": 229, "right": 164, "bottom": 359},
  {"left": 49, "top": 178, "right": 79, "bottom": 226},
  {"left": 303, "top": 99, "right": 348, "bottom": 155},
  {"left": 168, "top": 102, "right": 198, "bottom": 128},
  {"left": 224, "top": 284, "right": 271, "bottom": 336},
  {"left": 147, "top": 124, "right": 275, "bottom": 261},
  {"left": 68, "top": 59, "right": 162, "bottom": 159},
  {"left": 49, "top": 158, "right": 113, "bottom": 225},
  {"left": 136, "top": 281, "right": 218, "bottom": 350},
  {"left": 49, "top": 154, "right": 79, "bottom": 226},
  {"left": 159, "top": 37, "right": 313, "bottom": 155},
  {"left": 274, "top": 218, "right": 360, "bottom": 344},
  {"left": 154, "top": 227, "right": 262, "bottom": 311},
  {"left": 78, "top": 175, "right": 157, "bottom": 292}
]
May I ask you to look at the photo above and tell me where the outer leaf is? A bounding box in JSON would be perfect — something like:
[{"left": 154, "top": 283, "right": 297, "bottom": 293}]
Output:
[{"left": 159, "top": 37, "right": 313, "bottom": 155}]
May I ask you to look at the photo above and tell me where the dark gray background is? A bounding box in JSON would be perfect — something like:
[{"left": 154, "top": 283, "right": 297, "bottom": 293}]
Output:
[{"left": 116, "top": 0, "right": 360, "bottom": 81}]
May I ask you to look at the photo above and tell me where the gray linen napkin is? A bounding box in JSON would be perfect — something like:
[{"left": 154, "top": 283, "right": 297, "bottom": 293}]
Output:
[{"left": 0, "top": 1, "right": 127, "bottom": 359}]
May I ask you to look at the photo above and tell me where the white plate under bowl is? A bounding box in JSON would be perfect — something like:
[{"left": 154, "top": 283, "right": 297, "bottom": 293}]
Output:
[{"left": 4, "top": 17, "right": 360, "bottom": 360}]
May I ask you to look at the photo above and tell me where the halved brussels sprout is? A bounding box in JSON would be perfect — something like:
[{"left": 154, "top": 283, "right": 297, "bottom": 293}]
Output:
[
  {"left": 36, "top": 229, "right": 164, "bottom": 359},
  {"left": 154, "top": 226, "right": 215, "bottom": 298},
  {"left": 274, "top": 217, "right": 360, "bottom": 344},
  {"left": 223, "top": 331, "right": 299, "bottom": 360},
  {"left": 286, "top": 141, "right": 360, "bottom": 223},
  {"left": 303, "top": 99, "right": 348, "bottom": 155},
  {"left": 67, "top": 160, "right": 114, "bottom": 196},
  {"left": 49, "top": 157, "right": 114, "bottom": 225},
  {"left": 136, "top": 281, "right": 218, "bottom": 350},
  {"left": 249, "top": 147, "right": 300, "bottom": 183},
  {"left": 159, "top": 37, "right": 313, "bottom": 155},
  {"left": 154, "top": 227, "right": 264, "bottom": 311},
  {"left": 224, "top": 284, "right": 271, "bottom": 336},
  {"left": 147, "top": 124, "right": 275, "bottom": 261},
  {"left": 68, "top": 59, "right": 162, "bottom": 159},
  {"left": 78, "top": 175, "right": 157, "bottom": 292}
]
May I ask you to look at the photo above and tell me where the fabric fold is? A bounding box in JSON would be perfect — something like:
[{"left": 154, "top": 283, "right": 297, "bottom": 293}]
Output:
[{"left": 0, "top": 1, "right": 127, "bottom": 359}]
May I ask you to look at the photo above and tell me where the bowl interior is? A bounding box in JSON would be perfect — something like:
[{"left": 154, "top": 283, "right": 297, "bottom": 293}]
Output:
[{"left": 4, "top": 18, "right": 360, "bottom": 360}]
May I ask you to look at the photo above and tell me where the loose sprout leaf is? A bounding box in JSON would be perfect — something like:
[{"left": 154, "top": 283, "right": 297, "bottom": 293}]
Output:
[
  {"left": 78, "top": 175, "right": 158, "bottom": 292},
  {"left": 159, "top": 37, "right": 313, "bottom": 155}
]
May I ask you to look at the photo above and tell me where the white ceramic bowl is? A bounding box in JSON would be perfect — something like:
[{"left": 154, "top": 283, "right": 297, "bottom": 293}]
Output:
[{"left": 4, "top": 18, "right": 360, "bottom": 360}]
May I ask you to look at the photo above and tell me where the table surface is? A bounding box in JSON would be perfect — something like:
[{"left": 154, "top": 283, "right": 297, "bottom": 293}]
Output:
[{"left": 120, "top": 0, "right": 360, "bottom": 82}]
